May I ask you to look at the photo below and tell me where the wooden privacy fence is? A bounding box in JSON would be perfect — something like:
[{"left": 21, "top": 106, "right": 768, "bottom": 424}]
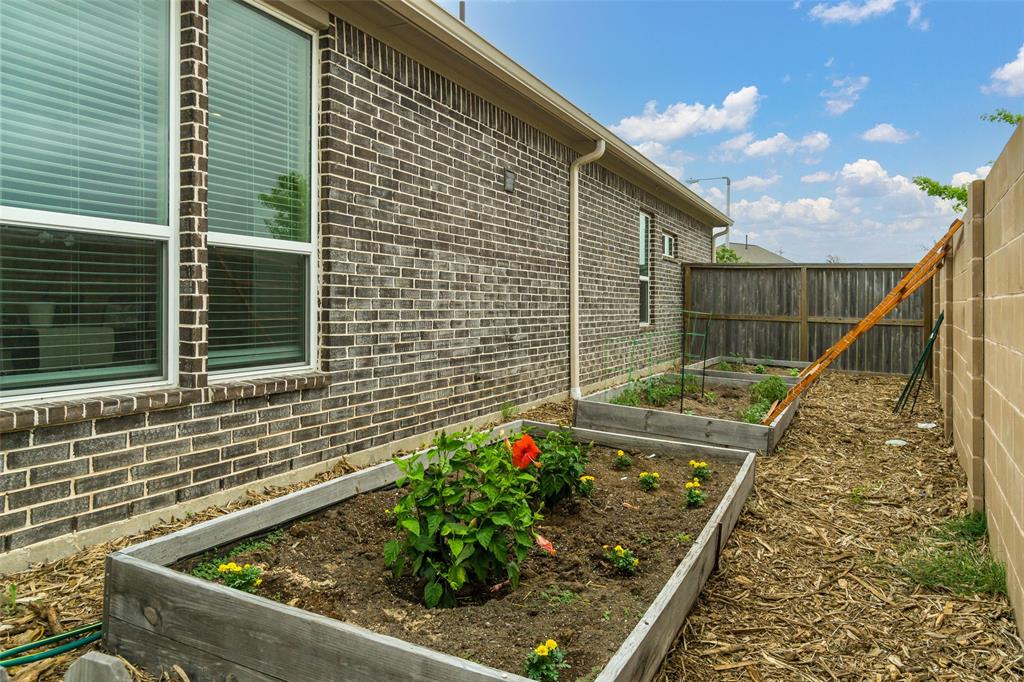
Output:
[{"left": 683, "top": 264, "right": 931, "bottom": 375}]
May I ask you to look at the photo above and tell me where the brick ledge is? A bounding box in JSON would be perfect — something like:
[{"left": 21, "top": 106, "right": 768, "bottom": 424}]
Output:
[{"left": 0, "top": 372, "right": 331, "bottom": 434}]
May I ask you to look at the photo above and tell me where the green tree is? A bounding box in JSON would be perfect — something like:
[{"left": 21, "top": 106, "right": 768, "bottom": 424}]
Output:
[
  {"left": 912, "top": 176, "right": 969, "bottom": 213},
  {"left": 716, "top": 245, "right": 741, "bottom": 263},
  {"left": 980, "top": 109, "right": 1023, "bottom": 126},
  {"left": 914, "top": 110, "right": 1021, "bottom": 214},
  {"left": 258, "top": 172, "right": 309, "bottom": 241}
]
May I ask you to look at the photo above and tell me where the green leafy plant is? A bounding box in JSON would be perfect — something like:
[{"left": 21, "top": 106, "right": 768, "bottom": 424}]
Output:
[
  {"left": 5, "top": 583, "right": 16, "bottom": 616},
  {"left": 192, "top": 530, "right": 284, "bottom": 581},
  {"left": 716, "top": 361, "right": 734, "bottom": 372},
  {"left": 535, "top": 429, "right": 589, "bottom": 506},
  {"left": 938, "top": 511, "right": 988, "bottom": 542},
  {"left": 980, "top": 108, "right": 1023, "bottom": 125},
  {"left": 638, "top": 471, "right": 661, "bottom": 491},
  {"left": 217, "top": 561, "right": 263, "bottom": 593},
  {"left": 750, "top": 376, "right": 788, "bottom": 405},
  {"left": 613, "top": 449, "right": 633, "bottom": 470},
  {"left": 258, "top": 171, "right": 309, "bottom": 240},
  {"left": 716, "top": 245, "right": 742, "bottom": 263},
  {"left": 500, "top": 401, "right": 519, "bottom": 421},
  {"left": 753, "top": 364, "right": 767, "bottom": 374},
  {"left": 740, "top": 399, "right": 771, "bottom": 424},
  {"left": 610, "top": 379, "right": 642, "bottom": 407},
  {"left": 896, "top": 511, "right": 1005, "bottom": 596},
  {"left": 689, "top": 459, "right": 711, "bottom": 482},
  {"left": 577, "top": 475, "right": 595, "bottom": 498},
  {"left": 703, "top": 391, "right": 717, "bottom": 404},
  {"left": 684, "top": 478, "right": 706, "bottom": 508},
  {"left": 384, "top": 429, "right": 539, "bottom": 608},
  {"left": 788, "top": 368, "right": 801, "bottom": 377},
  {"left": 675, "top": 533, "right": 693, "bottom": 544},
  {"left": 541, "top": 588, "right": 578, "bottom": 606},
  {"left": 603, "top": 544, "right": 640, "bottom": 575},
  {"left": 913, "top": 176, "right": 968, "bottom": 213},
  {"left": 524, "top": 639, "right": 568, "bottom": 681}
]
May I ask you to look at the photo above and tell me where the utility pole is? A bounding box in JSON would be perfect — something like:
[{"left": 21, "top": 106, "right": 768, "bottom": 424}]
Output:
[{"left": 686, "top": 176, "right": 732, "bottom": 261}]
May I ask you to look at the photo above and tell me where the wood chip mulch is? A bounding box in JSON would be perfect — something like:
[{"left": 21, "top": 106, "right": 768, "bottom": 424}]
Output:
[
  {"left": 3, "top": 373, "right": 1021, "bottom": 681},
  {"left": 660, "top": 372, "right": 1024, "bottom": 681}
]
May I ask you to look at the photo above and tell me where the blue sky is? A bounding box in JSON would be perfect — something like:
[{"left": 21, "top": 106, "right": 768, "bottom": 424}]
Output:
[{"left": 437, "top": 0, "right": 1024, "bottom": 262}]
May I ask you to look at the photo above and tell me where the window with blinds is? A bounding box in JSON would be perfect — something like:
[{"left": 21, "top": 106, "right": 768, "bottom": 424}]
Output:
[
  {"left": 0, "top": 0, "right": 170, "bottom": 225},
  {"left": 639, "top": 214, "right": 651, "bottom": 325},
  {"left": 207, "top": 0, "right": 313, "bottom": 373},
  {"left": 0, "top": 226, "right": 163, "bottom": 393},
  {"left": 0, "top": 0, "right": 171, "bottom": 399}
]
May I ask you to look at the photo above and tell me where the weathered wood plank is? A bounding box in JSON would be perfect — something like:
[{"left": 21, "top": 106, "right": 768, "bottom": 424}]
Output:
[
  {"left": 596, "top": 453, "right": 755, "bottom": 682},
  {"left": 521, "top": 422, "right": 753, "bottom": 462},
  {"left": 106, "top": 555, "right": 532, "bottom": 682}
]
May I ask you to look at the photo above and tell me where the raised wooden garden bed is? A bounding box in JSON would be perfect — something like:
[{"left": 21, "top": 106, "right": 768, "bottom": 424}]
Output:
[
  {"left": 575, "top": 374, "right": 802, "bottom": 452},
  {"left": 103, "top": 421, "right": 754, "bottom": 682},
  {"left": 685, "top": 355, "right": 810, "bottom": 385}
]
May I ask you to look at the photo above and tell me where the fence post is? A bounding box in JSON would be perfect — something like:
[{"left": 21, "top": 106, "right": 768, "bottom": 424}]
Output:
[
  {"left": 942, "top": 246, "right": 954, "bottom": 440},
  {"left": 964, "top": 179, "right": 986, "bottom": 511},
  {"left": 799, "top": 266, "right": 809, "bottom": 361}
]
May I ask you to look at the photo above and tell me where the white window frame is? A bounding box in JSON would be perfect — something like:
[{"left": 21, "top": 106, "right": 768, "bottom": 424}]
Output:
[
  {"left": 0, "top": 0, "right": 180, "bottom": 405},
  {"left": 662, "top": 232, "right": 676, "bottom": 259},
  {"left": 206, "top": 0, "right": 319, "bottom": 382},
  {"left": 639, "top": 213, "right": 651, "bottom": 326}
]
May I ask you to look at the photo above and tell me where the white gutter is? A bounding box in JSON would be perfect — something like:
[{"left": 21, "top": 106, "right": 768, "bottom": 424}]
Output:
[{"left": 569, "top": 139, "right": 606, "bottom": 400}]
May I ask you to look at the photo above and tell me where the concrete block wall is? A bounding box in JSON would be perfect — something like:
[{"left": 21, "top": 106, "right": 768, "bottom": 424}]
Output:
[
  {"left": 0, "top": 5, "right": 714, "bottom": 562},
  {"left": 935, "top": 122, "right": 1024, "bottom": 631}
]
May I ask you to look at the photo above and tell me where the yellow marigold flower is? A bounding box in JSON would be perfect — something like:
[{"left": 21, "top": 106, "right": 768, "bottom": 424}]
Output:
[
  {"left": 545, "top": 639, "right": 557, "bottom": 650},
  {"left": 603, "top": 544, "right": 609, "bottom": 550},
  {"left": 535, "top": 644, "right": 549, "bottom": 657},
  {"left": 652, "top": 472, "right": 660, "bottom": 478},
  {"left": 689, "top": 460, "right": 697, "bottom": 467},
  {"left": 255, "top": 578, "right": 263, "bottom": 586},
  {"left": 617, "top": 450, "right": 625, "bottom": 456},
  {"left": 632, "top": 557, "right": 640, "bottom": 566}
]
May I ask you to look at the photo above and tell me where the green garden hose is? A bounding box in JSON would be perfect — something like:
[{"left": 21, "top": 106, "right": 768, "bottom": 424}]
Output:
[{"left": 0, "top": 621, "right": 102, "bottom": 668}]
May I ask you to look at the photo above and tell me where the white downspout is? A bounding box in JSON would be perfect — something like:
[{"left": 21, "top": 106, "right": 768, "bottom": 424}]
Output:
[{"left": 570, "top": 139, "right": 606, "bottom": 400}]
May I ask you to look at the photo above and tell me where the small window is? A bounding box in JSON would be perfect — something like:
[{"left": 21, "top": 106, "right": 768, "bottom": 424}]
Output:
[
  {"left": 663, "top": 233, "right": 676, "bottom": 258},
  {"left": 639, "top": 214, "right": 651, "bottom": 325}
]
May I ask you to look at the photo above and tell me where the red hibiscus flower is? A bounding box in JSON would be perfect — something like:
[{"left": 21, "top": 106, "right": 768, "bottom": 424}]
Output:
[
  {"left": 535, "top": 534, "right": 556, "bottom": 556},
  {"left": 511, "top": 434, "right": 541, "bottom": 470}
]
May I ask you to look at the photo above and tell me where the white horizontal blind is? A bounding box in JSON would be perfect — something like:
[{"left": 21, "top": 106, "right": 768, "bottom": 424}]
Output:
[
  {"left": 208, "top": 0, "right": 311, "bottom": 242},
  {"left": 0, "top": 225, "right": 163, "bottom": 392},
  {"left": 640, "top": 214, "right": 650, "bottom": 324},
  {"left": 208, "top": 246, "right": 306, "bottom": 371},
  {"left": 0, "top": 0, "right": 170, "bottom": 225}
]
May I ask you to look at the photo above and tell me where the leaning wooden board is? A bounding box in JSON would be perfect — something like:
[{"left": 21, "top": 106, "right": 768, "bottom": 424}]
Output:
[
  {"left": 104, "top": 421, "right": 755, "bottom": 682},
  {"left": 575, "top": 373, "right": 802, "bottom": 452}
]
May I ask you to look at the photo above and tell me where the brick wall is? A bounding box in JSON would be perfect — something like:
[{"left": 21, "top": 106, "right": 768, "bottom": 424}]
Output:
[
  {"left": 0, "top": 8, "right": 713, "bottom": 557},
  {"left": 935, "top": 122, "right": 1024, "bottom": 631}
]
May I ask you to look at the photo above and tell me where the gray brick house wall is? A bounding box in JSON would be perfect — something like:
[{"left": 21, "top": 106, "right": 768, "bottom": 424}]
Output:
[{"left": 0, "top": 5, "right": 714, "bottom": 555}]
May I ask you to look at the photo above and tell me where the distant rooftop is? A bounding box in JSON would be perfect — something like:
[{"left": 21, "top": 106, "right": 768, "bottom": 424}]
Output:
[{"left": 727, "top": 241, "right": 793, "bottom": 264}]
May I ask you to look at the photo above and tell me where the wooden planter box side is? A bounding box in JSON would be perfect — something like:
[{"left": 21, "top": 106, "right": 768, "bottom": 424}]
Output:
[
  {"left": 575, "top": 375, "right": 801, "bottom": 452},
  {"left": 104, "top": 423, "right": 755, "bottom": 682}
]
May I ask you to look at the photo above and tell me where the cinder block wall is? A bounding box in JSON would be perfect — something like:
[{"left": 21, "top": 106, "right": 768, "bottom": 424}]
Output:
[
  {"left": 0, "top": 5, "right": 713, "bottom": 559},
  {"left": 935, "top": 122, "right": 1024, "bottom": 631}
]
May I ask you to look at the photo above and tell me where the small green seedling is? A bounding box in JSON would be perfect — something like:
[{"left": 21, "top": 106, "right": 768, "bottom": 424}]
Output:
[
  {"left": 716, "top": 361, "right": 734, "bottom": 372},
  {"left": 500, "top": 401, "right": 519, "bottom": 421},
  {"left": 788, "top": 368, "right": 801, "bottom": 377},
  {"left": 754, "top": 364, "right": 767, "bottom": 374},
  {"left": 5, "top": 583, "right": 16, "bottom": 616},
  {"left": 703, "top": 391, "right": 717, "bottom": 404}
]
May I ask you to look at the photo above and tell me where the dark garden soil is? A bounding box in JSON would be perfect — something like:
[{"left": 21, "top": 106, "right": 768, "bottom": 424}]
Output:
[
  {"left": 717, "top": 362, "right": 795, "bottom": 377},
  {"left": 632, "top": 385, "right": 755, "bottom": 421},
  {"left": 177, "top": 445, "right": 740, "bottom": 679}
]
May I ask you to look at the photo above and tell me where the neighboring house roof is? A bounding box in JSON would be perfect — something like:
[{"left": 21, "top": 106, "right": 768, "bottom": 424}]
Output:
[
  {"left": 727, "top": 241, "right": 793, "bottom": 264},
  {"left": 277, "top": 0, "right": 731, "bottom": 228}
]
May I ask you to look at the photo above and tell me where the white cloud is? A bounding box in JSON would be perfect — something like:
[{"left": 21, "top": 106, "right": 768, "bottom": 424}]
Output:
[
  {"left": 733, "top": 174, "right": 782, "bottom": 191},
  {"left": 907, "top": 1, "right": 929, "bottom": 30},
  {"left": 742, "top": 131, "right": 831, "bottom": 157},
  {"left": 610, "top": 86, "right": 760, "bottom": 143},
  {"left": 727, "top": 158, "right": 959, "bottom": 261},
  {"left": 821, "top": 75, "right": 869, "bottom": 115},
  {"left": 808, "top": 0, "right": 897, "bottom": 25},
  {"left": 734, "top": 195, "right": 839, "bottom": 225},
  {"left": 825, "top": 56, "right": 835, "bottom": 67},
  {"left": 982, "top": 44, "right": 1024, "bottom": 97},
  {"left": 950, "top": 165, "right": 991, "bottom": 186},
  {"left": 861, "top": 123, "right": 914, "bottom": 143},
  {"left": 632, "top": 141, "right": 691, "bottom": 180},
  {"left": 801, "top": 171, "right": 834, "bottom": 183},
  {"left": 719, "top": 132, "right": 755, "bottom": 151}
]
